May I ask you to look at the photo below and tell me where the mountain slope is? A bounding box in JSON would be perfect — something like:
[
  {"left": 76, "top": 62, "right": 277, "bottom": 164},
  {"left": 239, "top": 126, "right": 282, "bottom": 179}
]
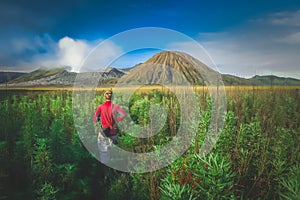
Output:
[
  {"left": 221, "top": 74, "right": 253, "bottom": 86},
  {"left": 4, "top": 68, "right": 125, "bottom": 87},
  {"left": 117, "top": 51, "right": 221, "bottom": 85},
  {"left": 0, "top": 72, "right": 26, "bottom": 84},
  {"left": 249, "top": 75, "right": 300, "bottom": 86},
  {"left": 9, "top": 68, "right": 66, "bottom": 83}
]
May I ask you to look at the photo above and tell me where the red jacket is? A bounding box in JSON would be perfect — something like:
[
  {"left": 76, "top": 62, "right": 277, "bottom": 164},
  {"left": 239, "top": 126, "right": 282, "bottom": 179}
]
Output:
[{"left": 93, "top": 101, "right": 126, "bottom": 134}]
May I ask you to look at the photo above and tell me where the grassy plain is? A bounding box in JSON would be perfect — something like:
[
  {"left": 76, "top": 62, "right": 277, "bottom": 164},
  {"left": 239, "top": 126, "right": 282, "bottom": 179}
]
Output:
[
  {"left": 1, "top": 85, "right": 299, "bottom": 91},
  {"left": 0, "top": 85, "right": 299, "bottom": 199}
]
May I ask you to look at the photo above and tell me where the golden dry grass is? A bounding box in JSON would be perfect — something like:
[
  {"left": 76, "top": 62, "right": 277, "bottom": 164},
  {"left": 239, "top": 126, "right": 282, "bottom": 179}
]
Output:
[{"left": 0, "top": 85, "right": 299, "bottom": 92}]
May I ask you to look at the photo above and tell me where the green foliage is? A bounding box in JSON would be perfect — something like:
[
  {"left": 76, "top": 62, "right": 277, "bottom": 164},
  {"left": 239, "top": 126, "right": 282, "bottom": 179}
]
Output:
[
  {"left": 0, "top": 88, "right": 299, "bottom": 199},
  {"left": 160, "top": 153, "right": 236, "bottom": 199},
  {"left": 33, "top": 138, "right": 52, "bottom": 184},
  {"left": 160, "top": 179, "right": 198, "bottom": 200},
  {"left": 216, "top": 111, "right": 238, "bottom": 156},
  {"left": 36, "top": 182, "right": 59, "bottom": 200},
  {"left": 130, "top": 96, "right": 151, "bottom": 125},
  {"left": 279, "top": 164, "right": 300, "bottom": 199},
  {"left": 129, "top": 173, "right": 151, "bottom": 200},
  {"left": 49, "top": 119, "right": 68, "bottom": 164},
  {"left": 106, "top": 175, "right": 130, "bottom": 200}
]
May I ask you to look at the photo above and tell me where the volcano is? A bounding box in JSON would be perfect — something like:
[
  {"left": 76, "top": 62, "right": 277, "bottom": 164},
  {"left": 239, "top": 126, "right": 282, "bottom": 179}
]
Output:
[{"left": 117, "top": 51, "right": 222, "bottom": 86}]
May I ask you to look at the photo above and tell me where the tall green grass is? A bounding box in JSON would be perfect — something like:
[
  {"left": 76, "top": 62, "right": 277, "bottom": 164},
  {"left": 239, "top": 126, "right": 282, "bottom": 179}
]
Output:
[{"left": 0, "top": 88, "right": 299, "bottom": 199}]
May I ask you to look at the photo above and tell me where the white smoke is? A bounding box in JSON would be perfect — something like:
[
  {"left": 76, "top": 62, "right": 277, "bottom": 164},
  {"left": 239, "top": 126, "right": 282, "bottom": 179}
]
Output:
[
  {"left": 15, "top": 36, "right": 124, "bottom": 72},
  {"left": 57, "top": 36, "right": 89, "bottom": 72},
  {"left": 56, "top": 36, "right": 123, "bottom": 72}
]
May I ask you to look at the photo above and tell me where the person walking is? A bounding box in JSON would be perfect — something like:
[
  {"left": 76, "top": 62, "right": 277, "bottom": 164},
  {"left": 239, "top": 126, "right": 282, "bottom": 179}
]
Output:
[{"left": 93, "top": 89, "right": 126, "bottom": 163}]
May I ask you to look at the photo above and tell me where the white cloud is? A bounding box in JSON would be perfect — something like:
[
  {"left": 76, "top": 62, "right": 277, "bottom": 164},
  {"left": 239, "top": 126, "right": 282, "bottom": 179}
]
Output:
[
  {"left": 269, "top": 10, "right": 300, "bottom": 27},
  {"left": 200, "top": 37, "right": 300, "bottom": 78},
  {"left": 17, "top": 36, "right": 124, "bottom": 72},
  {"left": 277, "top": 32, "right": 300, "bottom": 44},
  {"left": 192, "top": 10, "right": 300, "bottom": 79},
  {"left": 81, "top": 40, "right": 123, "bottom": 72},
  {"left": 0, "top": 28, "right": 125, "bottom": 72}
]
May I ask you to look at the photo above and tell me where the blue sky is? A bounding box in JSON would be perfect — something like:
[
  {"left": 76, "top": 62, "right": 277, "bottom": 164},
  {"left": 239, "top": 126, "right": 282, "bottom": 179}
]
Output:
[{"left": 0, "top": 0, "right": 300, "bottom": 78}]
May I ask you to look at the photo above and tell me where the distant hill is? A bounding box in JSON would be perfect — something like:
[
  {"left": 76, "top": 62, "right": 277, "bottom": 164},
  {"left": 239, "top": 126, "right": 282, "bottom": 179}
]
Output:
[
  {"left": 249, "top": 75, "right": 300, "bottom": 86},
  {"left": 0, "top": 72, "right": 26, "bottom": 84},
  {"left": 1, "top": 51, "right": 299, "bottom": 87},
  {"left": 221, "top": 74, "right": 253, "bottom": 86},
  {"left": 9, "top": 68, "right": 67, "bottom": 83},
  {"left": 220, "top": 74, "right": 300, "bottom": 86},
  {"left": 2, "top": 67, "right": 125, "bottom": 87}
]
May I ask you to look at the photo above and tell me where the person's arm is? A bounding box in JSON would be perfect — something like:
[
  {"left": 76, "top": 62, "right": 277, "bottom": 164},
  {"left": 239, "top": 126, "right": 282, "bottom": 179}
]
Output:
[
  {"left": 93, "top": 106, "right": 101, "bottom": 122},
  {"left": 114, "top": 105, "right": 127, "bottom": 122}
]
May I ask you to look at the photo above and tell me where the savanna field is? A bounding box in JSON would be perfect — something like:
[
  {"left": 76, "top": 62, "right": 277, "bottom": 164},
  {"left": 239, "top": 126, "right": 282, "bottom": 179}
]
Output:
[{"left": 0, "top": 86, "right": 299, "bottom": 199}]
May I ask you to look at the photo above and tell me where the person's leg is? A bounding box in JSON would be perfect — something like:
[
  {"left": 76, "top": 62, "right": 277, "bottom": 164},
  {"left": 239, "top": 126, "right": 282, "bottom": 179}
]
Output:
[
  {"left": 97, "top": 132, "right": 111, "bottom": 164},
  {"left": 110, "top": 127, "right": 119, "bottom": 144},
  {"left": 110, "top": 135, "right": 118, "bottom": 144}
]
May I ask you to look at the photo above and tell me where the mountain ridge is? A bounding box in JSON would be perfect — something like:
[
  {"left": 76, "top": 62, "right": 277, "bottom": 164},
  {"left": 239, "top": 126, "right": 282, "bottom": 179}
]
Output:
[
  {"left": 1, "top": 51, "right": 299, "bottom": 87},
  {"left": 0, "top": 67, "right": 125, "bottom": 87}
]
